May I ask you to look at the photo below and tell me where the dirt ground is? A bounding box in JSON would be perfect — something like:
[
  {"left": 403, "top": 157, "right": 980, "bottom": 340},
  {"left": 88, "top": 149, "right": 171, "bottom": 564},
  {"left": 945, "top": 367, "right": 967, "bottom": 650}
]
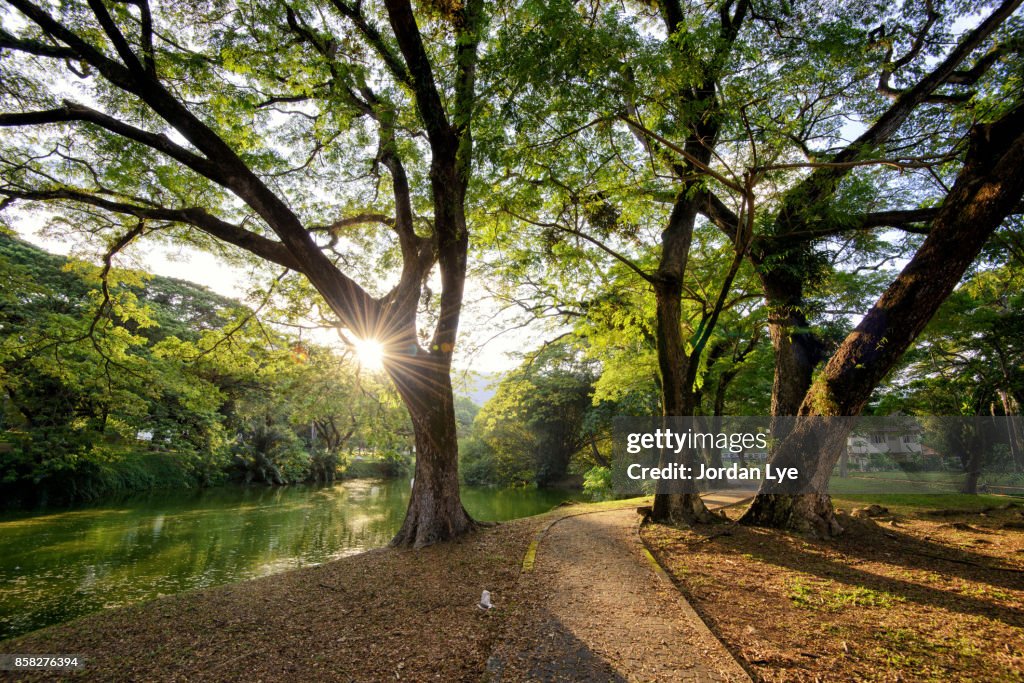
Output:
[
  {"left": 2, "top": 499, "right": 744, "bottom": 683},
  {"left": 642, "top": 500, "right": 1024, "bottom": 682}
]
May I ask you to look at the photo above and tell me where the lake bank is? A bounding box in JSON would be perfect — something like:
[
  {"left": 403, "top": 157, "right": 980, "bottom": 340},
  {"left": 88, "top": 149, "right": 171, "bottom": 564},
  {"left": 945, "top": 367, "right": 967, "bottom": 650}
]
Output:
[{"left": 0, "top": 480, "right": 581, "bottom": 640}]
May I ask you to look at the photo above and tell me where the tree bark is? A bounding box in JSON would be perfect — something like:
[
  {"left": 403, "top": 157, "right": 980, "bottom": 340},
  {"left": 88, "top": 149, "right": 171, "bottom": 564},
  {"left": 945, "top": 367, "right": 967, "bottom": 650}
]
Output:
[
  {"left": 757, "top": 265, "right": 826, "bottom": 421},
  {"left": 743, "top": 103, "right": 1024, "bottom": 535},
  {"left": 388, "top": 353, "right": 475, "bottom": 548},
  {"left": 651, "top": 259, "right": 712, "bottom": 524},
  {"left": 740, "top": 492, "right": 841, "bottom": 537}
]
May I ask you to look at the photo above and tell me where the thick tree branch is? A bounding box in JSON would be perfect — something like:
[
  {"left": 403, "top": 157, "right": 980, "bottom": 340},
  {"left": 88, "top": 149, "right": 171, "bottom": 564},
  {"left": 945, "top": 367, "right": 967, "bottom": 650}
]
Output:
[
  {"left": 875, "top": 1, "right": 940, "bottom": 97},
  {"left": 309, "top": 213, "right": 395, "bottom": 232},
  {"left": 0, "top": 187, "right": 304, "bottom": 271},
  {"left": 699, "top": 189, "right": 741, "bottom": 243},
  {"left": 0, "top": 102, "right": 223, "bottom": 182},
  {"left": 846, "top": 0, "right": 1021, "bottom": 165},
  {"left": 947, "top": 45, "right": 1007, "bottom": 85},
  {"left": 5, "top": 0, "right": 139, "bottom": 91},
  {"left": 452, "top": 0, "right": 483, "bottom": 177},
  {"left": 0, "top": 27, "right": 78, "bottom": 59},
  {"left": 329, "top": 0, "right": 413, "bottom": 88},
  {"left": 771, "top": 208, "right": 939, "bottom": 243},
  {"left": 85, "top": 0, "right": 145, "bottom": 74},
  {"left": 130, "top": 0, "right": 157, "bottom": 75},
  {"left": 800, "top": 100, "right": 1024, "bottom": 419},
  {"left": 774, "top": 0, "right": 1021, "bottom": 236},
  {"left": 382, "top": 0, "right": 453, "bottom": 149},
  {"left": 857, "top": 208, "right": 939, "bottom": 231}
]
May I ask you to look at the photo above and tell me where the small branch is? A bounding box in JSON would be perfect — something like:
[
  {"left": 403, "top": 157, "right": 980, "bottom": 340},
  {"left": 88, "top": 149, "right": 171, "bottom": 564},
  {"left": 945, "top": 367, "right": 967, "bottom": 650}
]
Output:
[
  {"left": 503, "top": 207, "right": 653, "bottom": 284},
  {"left": 616, "top": 115, "right": 745, "bottom": 194}
]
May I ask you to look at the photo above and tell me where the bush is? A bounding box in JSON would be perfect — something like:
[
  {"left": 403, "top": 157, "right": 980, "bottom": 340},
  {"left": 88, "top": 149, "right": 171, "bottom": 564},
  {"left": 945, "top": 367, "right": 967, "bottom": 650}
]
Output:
[
  {"left": 339, "top": 450, "right": 412, "bottom": 479},
  {"left": 0, "top": 439, "right": 206, "bottom": 509},
  {"left": 583, "top": 465, "right": 613, "bottom": 500}
]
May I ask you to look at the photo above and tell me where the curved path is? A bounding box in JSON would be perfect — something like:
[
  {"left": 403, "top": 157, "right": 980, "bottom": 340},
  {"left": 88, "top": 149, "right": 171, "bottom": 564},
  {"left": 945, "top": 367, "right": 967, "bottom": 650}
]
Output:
[{"left": 487, "top": 499, "right": 752, "bottom": 682}]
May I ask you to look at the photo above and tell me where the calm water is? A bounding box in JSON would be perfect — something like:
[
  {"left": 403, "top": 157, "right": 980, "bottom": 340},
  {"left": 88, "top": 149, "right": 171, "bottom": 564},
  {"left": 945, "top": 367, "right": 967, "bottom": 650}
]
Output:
[{"left": 0, "top": 480, "right": 580, "bottom": 640}]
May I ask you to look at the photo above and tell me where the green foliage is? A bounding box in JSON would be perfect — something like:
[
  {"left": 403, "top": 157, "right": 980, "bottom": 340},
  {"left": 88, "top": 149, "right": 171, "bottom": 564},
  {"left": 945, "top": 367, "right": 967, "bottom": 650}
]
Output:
[
  {"left": 582, "top": 465, "right": 613, "bottom": 501},
  {"left": 879, "top": 265, "right": 1024, "bottom": 419},
  {"left": 465, "top": 339, "right": 612, "bottom": 487},
  {"left": 457, "top": 435, "right": 498, "bottom": 487},
  {"left": 0, "top": 235, "right": 411, "bottom": 507}
]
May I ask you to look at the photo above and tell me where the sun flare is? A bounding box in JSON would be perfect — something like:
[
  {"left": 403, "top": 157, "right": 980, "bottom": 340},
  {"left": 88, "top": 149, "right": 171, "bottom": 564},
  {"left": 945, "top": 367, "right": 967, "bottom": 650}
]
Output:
[{"left": 353, "top": 337, "right": 386, "bottom": 371}]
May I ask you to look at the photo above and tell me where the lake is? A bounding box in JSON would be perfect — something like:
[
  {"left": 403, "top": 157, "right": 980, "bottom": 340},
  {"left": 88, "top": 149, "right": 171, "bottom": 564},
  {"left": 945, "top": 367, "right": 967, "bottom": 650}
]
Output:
[{"left": 0, "top": 480, "right": 581, "bottom": 640}]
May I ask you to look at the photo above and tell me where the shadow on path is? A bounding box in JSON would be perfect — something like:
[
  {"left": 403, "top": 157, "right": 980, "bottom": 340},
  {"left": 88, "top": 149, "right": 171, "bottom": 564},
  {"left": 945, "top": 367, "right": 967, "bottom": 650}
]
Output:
[{"left": 487, "top": 506, "right": 750, "bottom": 682}]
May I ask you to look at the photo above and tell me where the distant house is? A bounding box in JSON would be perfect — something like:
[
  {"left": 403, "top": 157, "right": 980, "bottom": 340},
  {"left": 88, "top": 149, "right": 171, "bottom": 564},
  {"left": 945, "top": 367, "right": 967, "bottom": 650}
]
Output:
[{"left": 845, "top": 422, "right": 923, "bottom": 471}]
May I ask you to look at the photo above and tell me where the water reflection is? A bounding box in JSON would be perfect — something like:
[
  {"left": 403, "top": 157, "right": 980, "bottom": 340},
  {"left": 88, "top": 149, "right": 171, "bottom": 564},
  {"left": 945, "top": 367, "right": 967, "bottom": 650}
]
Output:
[{"left": 0, "top": 480, "right": 579, "bottom": 640}]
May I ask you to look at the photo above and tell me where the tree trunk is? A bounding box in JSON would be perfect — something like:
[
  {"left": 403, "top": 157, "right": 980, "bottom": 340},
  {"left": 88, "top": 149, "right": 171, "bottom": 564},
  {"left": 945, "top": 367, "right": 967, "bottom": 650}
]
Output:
[
  {"left": 757, "top": 265, "right": 825, "bottom": 421},
  {"left": 376, "top": 0, "right": 481, "bottom": 547},
  {"left": 387, "top": 174, "right": 475, "bottom": 546},
  {"left": 960, "top": 415, "right": 990, "bottom": 494},
  {"left": 589, "top": 436, "right": 611, "bottom": 468},
  {"left": 740, "top": 493, "right": 841, "bottom": 537},
  {"left": 379, "top": 143, "right": 475, "bottom": 547},
  {"left": 961, "top": 448, "right": 982, "bottom": 494},
  {"left": 389, "top": 355, "right": 475, "bottom": 547},
  {"left": 742, "top": 103, "right": 1024, "bottom": 535},
  {"left": 651, "top": 276, "right": 712, "bottom": 524}
]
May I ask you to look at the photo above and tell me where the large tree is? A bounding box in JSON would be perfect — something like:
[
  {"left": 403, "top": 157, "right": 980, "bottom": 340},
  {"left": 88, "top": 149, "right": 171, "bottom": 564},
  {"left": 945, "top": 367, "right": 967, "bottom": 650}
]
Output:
[
  {"left": 742, "top": 101, "right": 1024, "bottom": 534},
  {"left": 0, "top": 0, "right": 485, "bottom": 546},
  {"left": 700, "top": 0, "right": 1024, "bottom": 421}
]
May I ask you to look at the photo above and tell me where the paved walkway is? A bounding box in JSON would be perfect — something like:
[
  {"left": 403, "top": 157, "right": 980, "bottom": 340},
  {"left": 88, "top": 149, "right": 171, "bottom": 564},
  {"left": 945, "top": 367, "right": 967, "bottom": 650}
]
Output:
[{"left": 487, "top": 495, "right": 752, "bottom": 682}]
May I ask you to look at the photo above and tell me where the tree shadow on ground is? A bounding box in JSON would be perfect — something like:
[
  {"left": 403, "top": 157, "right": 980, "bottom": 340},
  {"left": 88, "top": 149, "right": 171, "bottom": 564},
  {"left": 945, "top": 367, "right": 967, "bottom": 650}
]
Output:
[
  {"left": 827, "top": 515, "right": 1024, "bottom": 592},
  {"left": 487, "top": 610, "right": 629, "bottom": 682},
  {"left": 680, "top": 517, "right": 1023, "bottom": 628}
]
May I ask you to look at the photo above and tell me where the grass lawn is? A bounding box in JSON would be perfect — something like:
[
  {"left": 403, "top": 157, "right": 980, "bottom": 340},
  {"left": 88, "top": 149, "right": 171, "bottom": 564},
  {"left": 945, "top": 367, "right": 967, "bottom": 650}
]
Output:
[
  {"left": 828, "top": 473, "right": 1024, "bottom": 495},
  {"left": 643, "top": 494, "right": 1024, "bottom": 682}
]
